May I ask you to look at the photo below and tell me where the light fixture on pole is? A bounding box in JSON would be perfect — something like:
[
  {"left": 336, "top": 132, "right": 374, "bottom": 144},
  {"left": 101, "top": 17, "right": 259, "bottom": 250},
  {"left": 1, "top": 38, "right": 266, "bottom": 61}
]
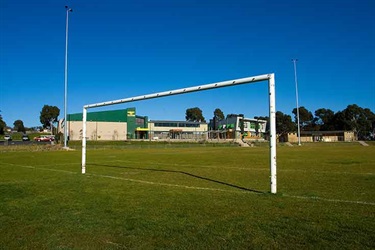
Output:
[
  {"left": 64, "top": 6, "right": 73, "bottom": 148},
  {"left": 292, "top": 59, "right": 301, "bottom": 146}
]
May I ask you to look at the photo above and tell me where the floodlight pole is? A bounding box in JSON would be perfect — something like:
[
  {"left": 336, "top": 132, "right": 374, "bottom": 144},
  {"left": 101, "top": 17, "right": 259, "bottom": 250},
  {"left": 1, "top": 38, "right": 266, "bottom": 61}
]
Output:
[
  {"left": 64, "top": 6, "right": 73, "bottom": 148},
  {"left": 292, "top": 59, "right": 301, "bottom": 146},
  {"left": 81, "top": 74, "right": 277, "bottom": 194}
]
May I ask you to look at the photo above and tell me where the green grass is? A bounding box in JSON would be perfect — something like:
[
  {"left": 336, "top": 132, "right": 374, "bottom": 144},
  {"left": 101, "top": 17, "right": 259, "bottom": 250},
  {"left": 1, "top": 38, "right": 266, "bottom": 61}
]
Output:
[{"left": 1, "top": 142, "right": 374, "bottom": 249}]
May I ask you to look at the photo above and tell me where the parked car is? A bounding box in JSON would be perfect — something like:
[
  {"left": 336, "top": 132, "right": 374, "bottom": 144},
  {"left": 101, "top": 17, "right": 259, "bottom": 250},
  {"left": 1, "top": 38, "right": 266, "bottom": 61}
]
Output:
[
  {"left": 34, "top": 135, "right": 54, "bottom": 142},
  {"left": 22, "top": 135, "right": 30, "bottom": 141},
  {"left": 4, "top": 135, "right": 12, "bottom": 141}
]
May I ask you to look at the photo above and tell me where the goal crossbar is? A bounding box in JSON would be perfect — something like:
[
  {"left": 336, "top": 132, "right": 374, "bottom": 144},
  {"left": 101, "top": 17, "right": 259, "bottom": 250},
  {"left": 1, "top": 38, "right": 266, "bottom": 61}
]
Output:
[{"left": 81, "top": 73, "right": 277, "bottom": 193}]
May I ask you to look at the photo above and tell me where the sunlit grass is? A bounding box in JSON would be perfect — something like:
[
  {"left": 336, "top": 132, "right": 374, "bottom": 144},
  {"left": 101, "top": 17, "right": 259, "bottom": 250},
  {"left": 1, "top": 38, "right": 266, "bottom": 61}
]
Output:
[{"left": 1, "top": 142, "right": 374, "bottom": 249}]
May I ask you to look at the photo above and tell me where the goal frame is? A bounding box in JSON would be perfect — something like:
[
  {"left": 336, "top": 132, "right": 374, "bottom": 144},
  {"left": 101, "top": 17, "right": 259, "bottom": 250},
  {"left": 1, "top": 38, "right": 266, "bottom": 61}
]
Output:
[{"left": 81, "top": 73, "right": 277, "bottom": 193}]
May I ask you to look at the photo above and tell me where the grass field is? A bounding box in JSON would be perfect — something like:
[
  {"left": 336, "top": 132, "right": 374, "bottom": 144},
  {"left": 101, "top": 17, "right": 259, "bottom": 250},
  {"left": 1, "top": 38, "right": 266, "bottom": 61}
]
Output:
[{"left": 1, "top": 142, "right": 374, "bottom": 249}]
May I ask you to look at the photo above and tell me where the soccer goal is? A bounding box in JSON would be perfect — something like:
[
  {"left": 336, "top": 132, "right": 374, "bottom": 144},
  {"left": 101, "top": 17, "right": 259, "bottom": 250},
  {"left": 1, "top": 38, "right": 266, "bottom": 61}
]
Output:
[{"left": 81, "top": 73, "right": 277, "bottom": 193}]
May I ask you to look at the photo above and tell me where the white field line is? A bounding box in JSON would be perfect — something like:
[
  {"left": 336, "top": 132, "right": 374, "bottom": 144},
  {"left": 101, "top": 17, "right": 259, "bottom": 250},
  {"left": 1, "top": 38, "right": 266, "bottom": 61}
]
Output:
[
  {"left": 87, "top": 173, "right": 249, "bottom": 194},
  {"left": 1, "top": 162, "right": 375, "bottom": 206},
  {"left": 0, "top": 162, "right": 247, "bottom": 194},
  {"left": 282, "top": 194, "right": 375, "bottom": 206},
  {"left": 105, "top": 159, "right": 374, "bottom": 176}
]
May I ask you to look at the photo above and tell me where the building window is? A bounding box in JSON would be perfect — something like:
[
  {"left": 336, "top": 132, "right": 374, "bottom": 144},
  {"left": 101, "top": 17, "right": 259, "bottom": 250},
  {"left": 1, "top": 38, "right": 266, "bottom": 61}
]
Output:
[
  {"left": 136, "top": 117, "right": 145, "bottom": 126},
  {"left": 154, "top": 122, "right": 200, "bottom": 128}
]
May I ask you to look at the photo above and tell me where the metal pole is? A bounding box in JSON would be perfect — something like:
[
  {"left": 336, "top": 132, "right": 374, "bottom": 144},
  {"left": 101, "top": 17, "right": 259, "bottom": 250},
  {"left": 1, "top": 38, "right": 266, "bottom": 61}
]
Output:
[
  {"left": 81, "top": 73, "right": 276, "bottom": 189},
  {"left": 292, "top": 59, "right": 301, "bottom": 146},
  {"left": 268, "top": 74, "right": 277, "bottom": 194},
  {"left": 84, "top": 74, "right": 271, "bottom": 109},
  {"left": 82, "top": 107, "right": 87, "bottom": 173},
  {"left": 64, "top": 6, "right": 72, "bottom": 148}
]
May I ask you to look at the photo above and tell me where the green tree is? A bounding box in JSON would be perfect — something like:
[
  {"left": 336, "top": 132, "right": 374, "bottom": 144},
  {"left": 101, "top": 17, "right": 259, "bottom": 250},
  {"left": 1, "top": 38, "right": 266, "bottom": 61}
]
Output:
[
  {"left": 276, "top": 111, "right": 295, "bottom": 136},
  {"left": 213, "top": 108, "right": 224, "bottom": 121},
  {"left": 314, "top": 108, "right": 335, "bottom": 131},
  {"left": 212, "top": 108, "right": 225, "bottom": 130},
  {"left": 40, "top": 105, "right": 60, "bottom": 129},
  {"left": 0, "top": 114, "right": 6, "bottom": 135},
  {"left": 332, "top": 111, "right": 346, "bottom": 130},
  {"left": 293, "top": 106, "right": 314, "bottom": 130},
  {"left": 185, "top": 107, "right": 205, "bottom": 122},
  {"left": 13, "top": 120, "right": 26, "bottom": 133},
  {"left": 342, "top": 104, "right": 375, "bottom": 139}
]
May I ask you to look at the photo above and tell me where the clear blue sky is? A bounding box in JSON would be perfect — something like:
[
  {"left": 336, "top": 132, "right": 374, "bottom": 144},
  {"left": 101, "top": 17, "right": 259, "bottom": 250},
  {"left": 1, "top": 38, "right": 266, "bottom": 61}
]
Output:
[{"left": 1, "top": 0, "right": 374, "bottom": 127}]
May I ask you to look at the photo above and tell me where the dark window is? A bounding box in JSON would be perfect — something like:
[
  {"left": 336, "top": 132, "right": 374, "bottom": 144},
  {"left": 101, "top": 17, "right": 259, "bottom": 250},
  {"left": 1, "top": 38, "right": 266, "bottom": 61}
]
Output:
[
  {"left": 136, "top": 117, "right": 145, "bottom": 126},
  {"left": 154, "top": 122, "right": 200, "bottom": 128}
]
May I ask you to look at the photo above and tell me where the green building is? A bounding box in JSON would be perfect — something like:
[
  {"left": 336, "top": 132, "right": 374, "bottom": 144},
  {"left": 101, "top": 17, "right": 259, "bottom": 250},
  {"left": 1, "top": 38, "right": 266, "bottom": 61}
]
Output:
[{"left": 60, "top": 108, "right": 149, "bottom": 140}]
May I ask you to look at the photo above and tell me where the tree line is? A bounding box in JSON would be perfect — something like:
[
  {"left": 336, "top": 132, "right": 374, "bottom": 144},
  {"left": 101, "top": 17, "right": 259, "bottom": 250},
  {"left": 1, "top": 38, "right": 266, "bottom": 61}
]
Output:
[
  {"left": 186, "top": 104, "right": 375, "bottom": 140},
  {"left": 1, "top": 104, "right": 374, "bottom": 140},
  {"left": 276, "top": 104, "right": 375, "bottom": 139},
  {"left": 0, "top": 105, "right": 60, "bottom": 134}
]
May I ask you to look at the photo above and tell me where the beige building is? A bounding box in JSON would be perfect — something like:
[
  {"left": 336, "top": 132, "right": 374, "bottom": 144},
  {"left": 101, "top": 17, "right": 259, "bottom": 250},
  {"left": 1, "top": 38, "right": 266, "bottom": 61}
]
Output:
[
  {"left": 66, "top": 121, "right": 127, "bottom": 141},
  {"left": 58, "top": 108, "right": 145, "bottom": 141},
  {"left": 149, "top": 120, "right": 208, "bottom": 140},
  {"left": 282, "top": 131, "right": 356, "bottom": 143},
  {"left": 59, "top": 109, "right": 208, "bottom": 141}
]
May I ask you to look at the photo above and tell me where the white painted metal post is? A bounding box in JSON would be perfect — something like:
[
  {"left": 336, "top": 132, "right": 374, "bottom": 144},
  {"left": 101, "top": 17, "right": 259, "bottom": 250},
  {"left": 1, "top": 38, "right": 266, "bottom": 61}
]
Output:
[
  {"left": 268, "top": 74, "right": 277, "bottom": 194},
  {"left": 81, "top": 73, "right": 277, "bottom": 193},
  {"left": 82, "top": 107, "right": 87, "bottom": 174},
  {"left": 83, "top": 75, "right": 270, "bottom": 109}
]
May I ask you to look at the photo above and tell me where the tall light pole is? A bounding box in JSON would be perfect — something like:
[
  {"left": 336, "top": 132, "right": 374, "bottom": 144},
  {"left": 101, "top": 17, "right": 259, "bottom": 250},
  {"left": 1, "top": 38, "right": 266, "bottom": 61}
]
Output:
[
  {"left": 64, "top": 6, "right": 73, "bottom": 148},
  {"left": 292, "top": 59, "right": 301, "bottom": 146}
]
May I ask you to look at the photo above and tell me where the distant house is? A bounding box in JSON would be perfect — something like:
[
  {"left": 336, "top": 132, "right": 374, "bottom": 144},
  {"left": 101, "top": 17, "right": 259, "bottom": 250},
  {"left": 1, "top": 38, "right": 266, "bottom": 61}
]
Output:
[
  {"left": 208, "top": 114, "right": 267, "bottom": 140},
  {"left": 279, "top": 131, "right": 356, "bottom": 143},
  {"left": 149, "top": 120, "right": 208, "bottom": 140}
]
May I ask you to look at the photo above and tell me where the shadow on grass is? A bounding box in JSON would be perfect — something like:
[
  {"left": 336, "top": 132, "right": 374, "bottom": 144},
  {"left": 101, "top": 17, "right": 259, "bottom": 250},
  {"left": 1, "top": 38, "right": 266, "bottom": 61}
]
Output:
[{"left": 90, "top": 163, "right": 265, "bottom": 194}]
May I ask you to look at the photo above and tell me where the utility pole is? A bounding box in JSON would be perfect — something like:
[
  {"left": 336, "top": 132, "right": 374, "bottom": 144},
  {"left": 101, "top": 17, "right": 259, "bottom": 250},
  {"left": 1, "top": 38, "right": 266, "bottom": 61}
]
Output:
[
  {"left": 292, "top": 59, "right": 301, "bottom": 146},
  {"left": 64, "top": 6, "right": 73, "bottom": 148}
]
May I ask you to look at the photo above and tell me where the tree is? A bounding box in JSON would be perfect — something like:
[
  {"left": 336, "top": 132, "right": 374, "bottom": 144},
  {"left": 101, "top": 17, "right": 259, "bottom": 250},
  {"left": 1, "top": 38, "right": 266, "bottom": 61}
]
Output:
[
  {"left": 314, "top": 108, "right": 335, "bottom": 131},
  {"left": 213, "top": 108, "right": 224, "bottom": 121},
  {"left": 185, "top": 107, "right": 205, "bottom": 122},
  {"left": 276, "top": 111, "right": 295, "bottom": 136},
  {"left": 40, "top": 105, "right": 60, "bottom": 129},
  {"left": 332, "top": 111, "right": 346, "bottom": 130},
  {"left": 341, "top": 104, "right": 375, "bottom": 139},
  {"left": 212, "top": 108, "right": 224, "bottom": 131},
  {"left": 292, "top": 106, "right": 314, "bottom": 131},
  {"left": 0, "top": 114, "right": 6, "bottom": 135},
  {"left": 13, "top": 120, "right": 26, "bottom": 133}
]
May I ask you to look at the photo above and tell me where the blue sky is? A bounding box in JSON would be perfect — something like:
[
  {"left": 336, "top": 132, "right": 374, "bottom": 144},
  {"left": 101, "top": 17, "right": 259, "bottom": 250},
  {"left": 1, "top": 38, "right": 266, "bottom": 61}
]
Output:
[{"left": 1, "top": 0, "right": 374, "bottom": 127}]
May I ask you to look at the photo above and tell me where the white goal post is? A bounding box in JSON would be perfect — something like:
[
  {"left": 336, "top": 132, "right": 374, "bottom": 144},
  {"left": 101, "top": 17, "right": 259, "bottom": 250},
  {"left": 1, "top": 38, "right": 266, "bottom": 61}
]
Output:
[{"left": 81, "top": 73, "right": 277, "bottom": 193}]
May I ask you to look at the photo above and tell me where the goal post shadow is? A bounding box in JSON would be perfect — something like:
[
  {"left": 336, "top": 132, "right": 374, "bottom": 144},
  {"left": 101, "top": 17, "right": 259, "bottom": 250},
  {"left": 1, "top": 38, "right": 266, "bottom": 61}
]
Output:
[
  {"left": 89, "top": 163, "right": 266, "bottom": 194},
  {"left": 81, "top": 74, "right": 277, "bottom": 193}
]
